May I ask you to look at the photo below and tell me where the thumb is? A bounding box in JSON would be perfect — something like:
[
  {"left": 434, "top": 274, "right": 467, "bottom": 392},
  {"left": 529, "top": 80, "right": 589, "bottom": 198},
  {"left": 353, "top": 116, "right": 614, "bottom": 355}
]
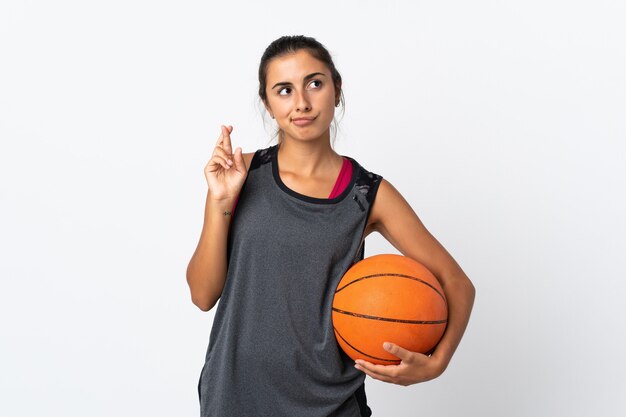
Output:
[
  {"left": 383, "top": 342, "right": 413, "bottom": 362},
  {"left": 232, "top": 147, "right": 245, "bottom": 171}
]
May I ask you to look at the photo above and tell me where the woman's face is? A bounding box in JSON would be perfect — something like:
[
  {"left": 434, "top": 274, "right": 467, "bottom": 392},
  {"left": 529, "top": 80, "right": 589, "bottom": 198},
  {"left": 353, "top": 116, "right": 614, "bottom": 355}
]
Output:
[{"left": 264, "top": 49, "right": 339, "bottom": 143}]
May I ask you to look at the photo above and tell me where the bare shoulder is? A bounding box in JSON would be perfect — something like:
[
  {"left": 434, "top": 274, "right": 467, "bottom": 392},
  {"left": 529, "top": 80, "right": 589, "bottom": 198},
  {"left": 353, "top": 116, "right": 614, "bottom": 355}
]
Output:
[
  {"left": 365, "top": 178, "right": 463, "bottom": 279},
  {"left": 367, "top": 178, "right": 406, "bottom": 232},
  {"left": 365, "top": 178, "right": 424, "bottom": 246},
  {"left": 242, "top": 151, "right": 255, "bottom": 172}
]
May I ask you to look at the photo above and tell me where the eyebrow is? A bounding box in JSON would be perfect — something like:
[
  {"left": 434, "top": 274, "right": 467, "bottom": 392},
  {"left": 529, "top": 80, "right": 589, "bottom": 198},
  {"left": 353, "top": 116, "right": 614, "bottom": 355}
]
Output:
[{"left": 271, "top": 72, "right": 327, "bottom": 90}]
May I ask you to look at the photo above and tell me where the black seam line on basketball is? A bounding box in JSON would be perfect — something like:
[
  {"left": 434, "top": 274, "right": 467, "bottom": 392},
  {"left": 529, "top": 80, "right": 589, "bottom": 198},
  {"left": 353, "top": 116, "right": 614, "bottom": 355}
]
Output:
[
  {"left": 332, "top": 307, "right": 447, "bottom": 324},
  {"left": 336, "top": 273, "right": 447, "bottom": 303},
  {"left": 333, "top": 326, "right": 399, "bottom": 363}
]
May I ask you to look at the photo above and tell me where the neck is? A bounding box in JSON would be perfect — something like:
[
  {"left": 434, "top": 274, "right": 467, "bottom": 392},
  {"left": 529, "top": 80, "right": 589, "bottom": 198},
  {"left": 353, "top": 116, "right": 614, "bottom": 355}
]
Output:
[{"left": 277, "top": 134, "right": 343, "bottom": 178}]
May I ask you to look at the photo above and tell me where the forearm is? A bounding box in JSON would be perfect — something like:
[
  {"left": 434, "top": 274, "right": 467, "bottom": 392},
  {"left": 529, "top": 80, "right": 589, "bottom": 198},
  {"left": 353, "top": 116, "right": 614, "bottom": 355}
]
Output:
[
  {"left": 431, "top": 272, "right": 476, "bottom": 373},
  {"left": 186, "top": 192, "right": 236, "bottom": 311}
]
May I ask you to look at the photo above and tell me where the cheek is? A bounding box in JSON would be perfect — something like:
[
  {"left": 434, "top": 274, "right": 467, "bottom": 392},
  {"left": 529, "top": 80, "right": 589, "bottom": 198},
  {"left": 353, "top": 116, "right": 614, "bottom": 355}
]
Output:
[
  {"left": 324, "top": 91, "right": 337, "bottom": 110},
  {"left": 269, "top": 101, "right": 288, "bottom": 117},
  {"left": 325, "top": 90, "right": 338, "bottom": 107}
]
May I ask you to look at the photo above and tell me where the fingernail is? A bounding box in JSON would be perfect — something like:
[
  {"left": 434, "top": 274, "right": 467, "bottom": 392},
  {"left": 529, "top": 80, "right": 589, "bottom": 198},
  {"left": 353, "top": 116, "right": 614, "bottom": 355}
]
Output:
[{"left": 383, "top": 342, "right": 391, "bottom": 350}]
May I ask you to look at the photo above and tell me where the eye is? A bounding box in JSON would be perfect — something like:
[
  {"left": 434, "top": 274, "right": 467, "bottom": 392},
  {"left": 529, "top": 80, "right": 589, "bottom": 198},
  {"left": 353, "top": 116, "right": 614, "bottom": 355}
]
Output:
[{"left": 277, "top": 80, "right": 322, "bottom": 96}]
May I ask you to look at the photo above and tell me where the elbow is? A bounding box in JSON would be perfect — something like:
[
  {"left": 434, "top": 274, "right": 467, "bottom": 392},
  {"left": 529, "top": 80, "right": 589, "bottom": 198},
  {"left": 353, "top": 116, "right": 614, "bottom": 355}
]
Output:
[
  {"left": 196, "top": 302, "right": 213, "bottom": 313},
  {"left": 186, "top": 272, "right": 217, "bottom": 312},
  {"left": 445, "top": 272, "right": 476, "bottom": 303},
  {"left": 465, "top": 277, "right": 476, "bottom": 304},
  {"left": 191, "top": 293, "right": 215, "bottom": 312}
]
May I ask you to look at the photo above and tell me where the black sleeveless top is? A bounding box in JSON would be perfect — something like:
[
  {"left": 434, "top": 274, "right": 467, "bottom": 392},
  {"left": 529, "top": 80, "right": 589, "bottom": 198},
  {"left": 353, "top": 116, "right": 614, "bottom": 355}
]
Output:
[{"left": 198, "top": 144, "right": 383, "bottom": 417}]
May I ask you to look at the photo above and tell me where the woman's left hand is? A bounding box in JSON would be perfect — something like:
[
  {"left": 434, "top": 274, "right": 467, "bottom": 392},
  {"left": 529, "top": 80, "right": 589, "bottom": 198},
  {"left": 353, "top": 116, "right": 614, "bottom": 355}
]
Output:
[{"left": 353, "top": 342, "right": 445, "bottom": 386}]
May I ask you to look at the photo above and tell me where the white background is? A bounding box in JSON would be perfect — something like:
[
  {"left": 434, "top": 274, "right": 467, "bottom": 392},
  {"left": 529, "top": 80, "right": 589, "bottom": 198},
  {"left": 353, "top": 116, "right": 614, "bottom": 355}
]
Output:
[{"left": 1, "top": 1, "right": 625, "bottom": 416}]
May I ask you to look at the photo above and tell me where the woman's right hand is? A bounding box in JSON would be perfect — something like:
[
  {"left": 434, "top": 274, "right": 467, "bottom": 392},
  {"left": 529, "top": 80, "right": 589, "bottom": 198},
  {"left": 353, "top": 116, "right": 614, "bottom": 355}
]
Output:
[{"left": 204, "top": 125, "right": 247, "bottom": 201}]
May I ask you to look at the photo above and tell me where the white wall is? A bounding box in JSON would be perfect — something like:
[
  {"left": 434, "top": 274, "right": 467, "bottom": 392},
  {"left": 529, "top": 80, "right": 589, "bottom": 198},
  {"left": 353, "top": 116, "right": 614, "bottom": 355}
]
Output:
[{"left": 1, "top": 1, "right": 624, "bottom": 416}]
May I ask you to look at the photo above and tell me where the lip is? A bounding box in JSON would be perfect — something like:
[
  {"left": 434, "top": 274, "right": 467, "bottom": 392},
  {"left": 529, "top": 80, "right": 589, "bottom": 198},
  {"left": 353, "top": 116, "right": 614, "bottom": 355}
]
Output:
[{"left": 292, "top": 117, "right": 316, "bottom": 126}]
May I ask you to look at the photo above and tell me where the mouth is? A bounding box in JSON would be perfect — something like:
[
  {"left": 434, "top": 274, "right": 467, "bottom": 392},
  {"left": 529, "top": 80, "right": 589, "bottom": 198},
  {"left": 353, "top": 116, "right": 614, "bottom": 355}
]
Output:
[{"left": 292, "top": 116, "right": 316, "bottom": 126}]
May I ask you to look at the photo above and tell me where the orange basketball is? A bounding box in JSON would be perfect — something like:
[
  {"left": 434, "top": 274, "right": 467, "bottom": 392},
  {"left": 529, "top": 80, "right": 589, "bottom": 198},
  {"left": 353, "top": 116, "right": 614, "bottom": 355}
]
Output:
[{"left": 332, "top": 254, "right": 448, "bottom": 365}]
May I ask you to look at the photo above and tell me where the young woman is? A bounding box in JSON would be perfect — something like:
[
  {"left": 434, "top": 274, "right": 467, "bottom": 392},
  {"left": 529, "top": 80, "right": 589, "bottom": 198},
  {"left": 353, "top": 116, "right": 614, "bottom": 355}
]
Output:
[{"left": 187, "top": 35, "right": 475, "bottom": 417}]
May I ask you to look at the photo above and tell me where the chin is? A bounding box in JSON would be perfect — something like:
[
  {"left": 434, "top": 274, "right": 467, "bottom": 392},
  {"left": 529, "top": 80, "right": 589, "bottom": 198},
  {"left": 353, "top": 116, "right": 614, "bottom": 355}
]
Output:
[{"left": 298, "top": 129, "right": 328, "bottom": 140}]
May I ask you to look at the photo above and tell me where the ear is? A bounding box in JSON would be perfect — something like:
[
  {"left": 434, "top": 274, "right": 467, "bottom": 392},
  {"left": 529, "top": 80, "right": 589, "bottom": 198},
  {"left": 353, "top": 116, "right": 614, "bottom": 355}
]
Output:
[{"left": 335, "top": 84, "right": 342, "bottom": 107}]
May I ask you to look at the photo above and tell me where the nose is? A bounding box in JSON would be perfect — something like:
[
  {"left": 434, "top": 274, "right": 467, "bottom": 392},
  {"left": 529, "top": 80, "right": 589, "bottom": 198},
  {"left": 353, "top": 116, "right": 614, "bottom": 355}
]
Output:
[{"left": 295, "top": 89, "right": 311, "bottom": 112}]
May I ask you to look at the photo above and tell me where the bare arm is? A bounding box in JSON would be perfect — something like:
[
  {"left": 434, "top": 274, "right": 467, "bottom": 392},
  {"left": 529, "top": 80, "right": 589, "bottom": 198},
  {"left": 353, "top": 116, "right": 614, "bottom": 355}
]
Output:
[
  {"left": 186, "top": 195, "right": 237, "bottom": 311},
  {"left": 354, "top": 178, "right": 475, "bottom": 385},
  {"left": 185, "top": 125, "right": 252, "bottom": 311}
]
